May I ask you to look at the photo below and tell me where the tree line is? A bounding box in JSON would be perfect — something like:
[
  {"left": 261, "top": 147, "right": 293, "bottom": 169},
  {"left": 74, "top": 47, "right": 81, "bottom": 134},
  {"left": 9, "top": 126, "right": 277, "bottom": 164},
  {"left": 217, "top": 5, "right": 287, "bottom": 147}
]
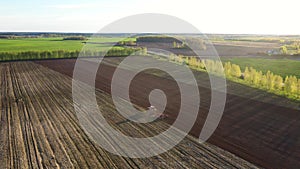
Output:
[
  {"left": 63, "top": 36, "right": 87, "bottom": 40},
  {"left": 167, "top": 54, "right": 300, "bottom": 100},
  {"left": 137, "top": 36, "right": 181, "bottom": 43},
  {"left": 0, "top": 47, "right": 147, "bottom": 61},
  {"left": 0, "top": 50, "right": 80, "bottom": 61},
  {"left": 279, "top": 41, "right": 300, "bottom": 55}
]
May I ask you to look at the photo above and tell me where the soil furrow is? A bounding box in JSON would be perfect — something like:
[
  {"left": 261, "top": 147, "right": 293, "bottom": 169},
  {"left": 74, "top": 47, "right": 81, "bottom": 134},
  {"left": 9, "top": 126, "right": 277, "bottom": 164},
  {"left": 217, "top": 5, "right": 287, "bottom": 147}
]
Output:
[{"left": 0, "top": 61, "right": 261, "bottom": 169}]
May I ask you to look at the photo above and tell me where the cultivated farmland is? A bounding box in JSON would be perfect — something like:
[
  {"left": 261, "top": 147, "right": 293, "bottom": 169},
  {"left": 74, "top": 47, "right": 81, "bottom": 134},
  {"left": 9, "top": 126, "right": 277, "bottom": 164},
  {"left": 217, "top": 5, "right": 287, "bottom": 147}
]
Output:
[
  {"left": 1, "top": 34, "right": 300, "bottom": 169},
  {"left": 36, "top": 58, "right": 300, "bottom": 169},
  {"left": 0, "top": 61, "right": 259, "bottom": 169}
]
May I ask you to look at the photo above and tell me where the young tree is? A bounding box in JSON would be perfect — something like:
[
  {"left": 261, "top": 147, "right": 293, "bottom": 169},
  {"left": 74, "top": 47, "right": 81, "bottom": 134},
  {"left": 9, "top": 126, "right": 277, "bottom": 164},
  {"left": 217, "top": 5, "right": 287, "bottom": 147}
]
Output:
[
  {"left": 274, "top": 75, "right": 283, "bottom": 90},
  {"left": 214, "top": 60, "right": 223, "bottom": 75},
  {"left": 189, "top": 57, "right": 196, "bottom": 67},
  {"left": 185, "top": 57, "right": 190, "bottom": 65},
  {"left": 290, "top": 76, "right": 298, "bottom": 94},
  {"left": 248, "top": 67, "right": 256, "bottom": 84},
  {"left": 284, "top": 76, "right": 289, "bottom": 93},
  {"left": 244, "top": 67, "right": 250, "bottom": 81},
  {"left": 285, "top": 76, "right": 298, "bottom": 95},
  {"left": 224, "top": 62, "right": 232, "bottom": 77},
  {"left": 231, "top": 64, "right": 242, "bottom": 78},
  {"left": 197, "top": 60, "right": 205, "bottom": 70},
  {"left": 204, "top": 59, "right": 214, "bottom": 73},
  {"left": 257, "top": 71, "right": 263, "bottom": 86},
  {"left": 260, "top": 75, "right": 268, "bottom": 87},
  {"left": 280, "top": 46, "right": 288, "bottom": 55},
  {"left": 252, "top": 70, "right": 260, "bottom": 86},
  {"left": 266, "top": 71, "right": 275, "bottom": 90}
]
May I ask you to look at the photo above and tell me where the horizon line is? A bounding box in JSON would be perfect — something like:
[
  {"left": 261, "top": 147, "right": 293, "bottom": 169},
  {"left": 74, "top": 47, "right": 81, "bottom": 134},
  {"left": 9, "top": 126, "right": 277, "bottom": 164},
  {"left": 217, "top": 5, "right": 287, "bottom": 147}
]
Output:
[{"left": 0, "top": 31, "right": 300, "bottom": 36}]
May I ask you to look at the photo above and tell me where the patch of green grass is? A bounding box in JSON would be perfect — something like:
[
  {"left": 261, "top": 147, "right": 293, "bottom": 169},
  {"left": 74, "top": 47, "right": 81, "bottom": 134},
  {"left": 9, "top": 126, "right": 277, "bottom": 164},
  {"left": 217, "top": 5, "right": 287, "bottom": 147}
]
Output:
[
  {"left": 0, "top": 37, "right": 141, "bottom": 61},
  {"left": 221, "top": 58, "right": 300, "bottom": 79},
  {"left": 0, "top": 37, "right": 135, "bottom": 52},
  {"left": 0, "top": 38, "right": 83, "bottom": 51}
]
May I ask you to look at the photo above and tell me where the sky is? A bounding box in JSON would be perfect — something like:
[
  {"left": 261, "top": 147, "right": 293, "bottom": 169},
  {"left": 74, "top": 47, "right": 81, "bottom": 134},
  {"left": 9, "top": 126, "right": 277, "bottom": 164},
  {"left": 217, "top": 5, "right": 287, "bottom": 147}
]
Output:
[{"left": 0, "top": 0, "right": 299, "bottom": 35}]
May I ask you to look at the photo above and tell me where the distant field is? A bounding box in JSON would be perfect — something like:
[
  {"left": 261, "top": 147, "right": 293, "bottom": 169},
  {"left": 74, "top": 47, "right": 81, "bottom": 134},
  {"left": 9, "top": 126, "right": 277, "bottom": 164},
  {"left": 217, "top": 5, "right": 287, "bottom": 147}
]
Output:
[
  {"left": 0, "top": 37, "right": 140, "bottom": 61},
  {"left": 211, "top": 40, "right": 281, "bottom": 56},
  {"left": 221, "top": 58, "right": 300, "bottom": 78},
  {"left": 0, "top": 37, "right": 135, "bottom": 52}
]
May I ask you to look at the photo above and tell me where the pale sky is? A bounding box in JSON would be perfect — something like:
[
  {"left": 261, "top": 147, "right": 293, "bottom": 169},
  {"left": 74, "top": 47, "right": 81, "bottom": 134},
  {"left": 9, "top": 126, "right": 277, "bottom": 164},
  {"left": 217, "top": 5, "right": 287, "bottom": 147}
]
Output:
[{"left": 0, "top": 0, "right": 299, "bottom": 34}]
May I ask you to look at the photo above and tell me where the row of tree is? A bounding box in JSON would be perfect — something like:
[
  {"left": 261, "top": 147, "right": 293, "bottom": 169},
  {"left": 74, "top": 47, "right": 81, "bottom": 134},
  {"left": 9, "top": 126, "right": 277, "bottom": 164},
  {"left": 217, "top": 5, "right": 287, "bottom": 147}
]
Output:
[
  {"left": 167, "top": 55, "right": 300, "bottom": 99},
  {"left": 137, "top": 36, "right": 181, "bottom": 43},
  {"left": 227, "top": 62, "right": 299, "bottom": 97},
  {"left": 63, "top": 36, "right": 87, "bottom": 40},
  {"left": 0, "top": 50, "right": 80, "bottom": 61},
  {"left": 172, "top": 41, "right": 185, "bottom": 49},
  {"left": 0, "top": 47, "right": 147, "bottom": 61},
  {"left": 280, "top": 42, "right": 300, "bottom": 55}
]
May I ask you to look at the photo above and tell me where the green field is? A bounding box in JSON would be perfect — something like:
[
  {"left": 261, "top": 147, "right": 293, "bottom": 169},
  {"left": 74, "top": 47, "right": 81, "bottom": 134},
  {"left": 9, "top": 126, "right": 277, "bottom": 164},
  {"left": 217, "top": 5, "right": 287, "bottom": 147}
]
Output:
[
  {"left": 0, "top": 37, "right": 141, "bottom": 61},
  {"left": 1, "top": 36, "right": 299, "bottom": 80},
  {"left": 0, "top": 38, "right": 83, "bottom": 51},
  {"left": 0, "top": 37, "right": 135, "bottom": 52},
  {"left": 221, "top": 58, "right": 300, "bottom": 79}
]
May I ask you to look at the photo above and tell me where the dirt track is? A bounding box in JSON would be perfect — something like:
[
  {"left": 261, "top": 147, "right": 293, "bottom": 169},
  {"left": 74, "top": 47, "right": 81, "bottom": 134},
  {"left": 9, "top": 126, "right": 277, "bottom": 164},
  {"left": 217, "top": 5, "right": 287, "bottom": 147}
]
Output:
[
  {"left": 36, "top": 58, "right": 300, "bottom": 169},
  {"left": 0, "top": 61, "right": 260, "bottom": 169}
]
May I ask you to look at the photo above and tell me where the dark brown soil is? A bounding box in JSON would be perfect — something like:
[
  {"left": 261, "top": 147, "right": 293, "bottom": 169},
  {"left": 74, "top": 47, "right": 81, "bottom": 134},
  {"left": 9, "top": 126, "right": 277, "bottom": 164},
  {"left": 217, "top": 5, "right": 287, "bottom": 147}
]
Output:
[
  {"left": 36, "top": 58, "right": 300, "bottom": 169},
  {"left": 1, "top": 61, "right": 260, "bottom": 169}
]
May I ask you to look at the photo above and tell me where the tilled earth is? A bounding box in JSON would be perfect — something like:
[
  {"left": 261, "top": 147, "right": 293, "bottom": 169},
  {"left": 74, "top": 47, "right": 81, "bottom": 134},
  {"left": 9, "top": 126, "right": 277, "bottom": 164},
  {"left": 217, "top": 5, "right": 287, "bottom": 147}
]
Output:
[
  {"left": 36, "top": 57, "right": 300, "bottom": 169},
  {"left": 0, "top": 61, "right": 260, "bottom": 169}
]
